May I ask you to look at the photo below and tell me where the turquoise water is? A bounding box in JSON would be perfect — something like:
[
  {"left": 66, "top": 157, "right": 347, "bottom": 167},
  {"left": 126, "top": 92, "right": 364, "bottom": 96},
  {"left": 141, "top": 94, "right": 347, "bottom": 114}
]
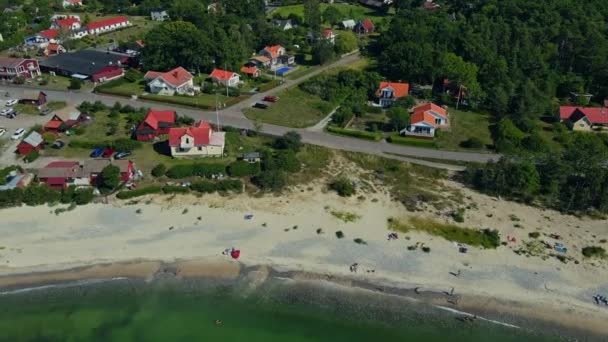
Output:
[{"left": 0, "top": 279, "right": 560, "bottom": 342}]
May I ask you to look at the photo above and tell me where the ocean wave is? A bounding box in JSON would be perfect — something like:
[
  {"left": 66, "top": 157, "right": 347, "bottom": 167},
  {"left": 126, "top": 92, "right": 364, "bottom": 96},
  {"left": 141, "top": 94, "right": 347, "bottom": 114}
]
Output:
[
  {"left": 0, "top": 277, "right": 129, "bottom": 296},
  {"left": 434, "top": 305, "right": 520, "bottom": 329}
]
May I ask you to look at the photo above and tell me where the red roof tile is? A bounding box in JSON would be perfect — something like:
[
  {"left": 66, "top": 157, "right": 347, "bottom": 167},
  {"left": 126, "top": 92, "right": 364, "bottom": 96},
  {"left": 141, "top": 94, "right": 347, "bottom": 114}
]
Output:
[
  {"left": 413, "top": 102, "right": 447, "bottom": 118},
  {"left": 322, "top": 29, "right": 334, "bottom": 38},
  {"left": 559, "top": 106, "right": 608, "bottom": 124},
  {"left": 44, "top": 120, "right": 63, "bottom": 129},
  {"left": 87, "top": 16, "right": 129, "bottom": 30},
  {"left": 410, "top": 111, "right": 436, "bottom": 127},
  {"left": 360, "top": 18, "right": 374, "bottom": 31},
  {"left": 240, "top": 65, "right": 258, "bottom": 75},
  {"left": 210, "top": 68, "right": 237, "bottom": 81},
  {"left": 39, "top": 29, "right": 58, "bottom": 39},
  {"left": 169, "top": 121, "right": 212, "bottom": 146},
  {"left": 144, "top": 67, "right": 193, "bottom": 87},
  {"left": 144, "top": 109, "right": 176, "bottom": 130},
  {"left": 377, "top": 82, "right": 409, "bottom": 98},
  {"left": 263, "top": 45, "right": 283, "bottom": 59},
  {"left": 55, "top": 17, "right": 80, "bottom": 28}
]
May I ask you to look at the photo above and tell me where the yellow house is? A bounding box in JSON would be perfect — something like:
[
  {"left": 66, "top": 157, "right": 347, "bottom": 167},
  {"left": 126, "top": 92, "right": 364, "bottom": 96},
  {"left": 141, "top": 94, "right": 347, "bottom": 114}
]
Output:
[
  {"left": 168, "top": 121, "right": 225, "bottom": 158},
  {"left": 568, "top": 112, "right": 592, "bottom": 131}
]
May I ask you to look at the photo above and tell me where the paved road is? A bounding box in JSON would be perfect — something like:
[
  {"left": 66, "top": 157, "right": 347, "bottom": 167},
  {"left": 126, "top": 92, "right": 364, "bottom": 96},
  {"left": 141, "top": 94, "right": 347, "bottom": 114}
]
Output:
[{"left": 0, "top": 54, "right": 499, "bottom": 169}]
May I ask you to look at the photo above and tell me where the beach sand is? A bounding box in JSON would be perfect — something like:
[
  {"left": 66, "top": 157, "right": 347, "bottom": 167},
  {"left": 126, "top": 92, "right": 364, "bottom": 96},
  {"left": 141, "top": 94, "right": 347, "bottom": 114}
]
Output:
[{"left": 0, "top": 180, "right": 606, "bottom": 338}]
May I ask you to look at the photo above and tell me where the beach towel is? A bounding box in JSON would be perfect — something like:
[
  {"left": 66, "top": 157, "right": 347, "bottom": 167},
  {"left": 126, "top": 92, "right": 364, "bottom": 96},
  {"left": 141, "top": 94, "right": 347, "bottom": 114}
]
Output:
[{"left": 231, "top": 249, "right": 241, "bottom": 259}]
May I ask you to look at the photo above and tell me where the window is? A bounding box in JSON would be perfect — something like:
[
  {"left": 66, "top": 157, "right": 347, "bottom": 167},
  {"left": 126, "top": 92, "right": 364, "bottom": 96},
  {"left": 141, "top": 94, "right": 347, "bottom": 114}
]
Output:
[
  {"left": 185, "top": 138, "right": 190, "bottom": 144},
  {"left": 579, "top": 123, "right": 585, "bottom": 128},
  {"left": 435, "top": 118, "right": 441, "bottom": 125},
  {"left": 198, "top": 146, "right": 202, "bottom": 151}
]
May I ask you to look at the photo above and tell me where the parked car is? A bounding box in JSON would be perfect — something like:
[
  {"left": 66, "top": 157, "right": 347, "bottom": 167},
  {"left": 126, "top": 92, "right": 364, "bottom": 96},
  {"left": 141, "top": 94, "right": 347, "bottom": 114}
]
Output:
[
  {"left": 39, "top": 108, "right": 52, "bottom": 116},
  {"left": 102, "top": 148, "right": 115, "bottom": 158},
  {"left": 11, "top": 128, "right": 25, "bottom": 140},
  {"left": 0, "top": 127, "right": 5, "bottom": 137},
  {"left": 52, "top": 140, "right": 65, "bottom": 149},
  {"left": 5, "top": 99, "right": 18, "bottom": 106},
  {"left": 90, "top": 147, "right": 105, "bottom": 158},
  {"left": 0, "top": 108, "right": 14, "bottom": 116},
  {"left": 263, "top": 96, "right": 279, "bottom": 102},
  {"left": 253, "top": 102, "right": 269, "bottom": 109},
  {"left": 114, "top": 151, "right": 132, "bottom": 160}
]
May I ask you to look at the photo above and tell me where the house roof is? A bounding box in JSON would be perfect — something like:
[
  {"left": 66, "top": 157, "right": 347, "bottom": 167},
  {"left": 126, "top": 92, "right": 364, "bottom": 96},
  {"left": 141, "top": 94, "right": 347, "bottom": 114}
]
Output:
[
  {"left": 47, "top": 43, "right": 62, "bottom": 51},
  {"left": 92, "top": 65, "right": 122, "bottom": 76},
  {"left": 210, "top": 68, "right": 237, "bottom": 81},
  {"left": 250, "top": 56, "right": 270, "bottom": 63},
  {"left": 168, "top": 121, "right": 213, "bottom": 146},
  {"left": 359, "top": 18, "right": 374, "bottom": 31},
  {"left": 559, "top": 106, "right": 608, "bottom": 124},
  {"left": 410, "top": 111, "right": 436, "bottom": 127},
  {"left": 40, "top": 50, "right": 128, "bottom": 77},
  {"left": 45, "top": 120, "right": 63, "bottom": 129},
  {"left": 38, "top": 160, "right": 131, "bottom": 179},
  {"left": 83, "top": 159, "right": 131, "bottom": 174},
  {"left": 342, "top": 19, "right": 356, "bottom": 27},
  {"left": 144, "top": 67, "right": 193, "bottom": 88},
  {"left": 55, "top": 17, "right": 79, "bottom": 28},
  {"left": 263, "top": 45, "right": 283, "bottom": 59},
  {"left": 322, "top": 29, "right": 335, "bottom": 38},
  {"left": 423, "top": 1, "right": 440, "bottom": 9},
  {"left": 23, "top": 131, "right": 43, "bottom": 147},
  {"left": 0, "top": 57, "right": 28, "bottom": 68},
  {"left": 67, "top": 0, "right": 82, "bottom": 3},
  {"left": 240, "top": 65, "right": 258, "bottom": 75},
  {"left": 413, "top": 102, "right": 447, "bottom": 118},
  {"left": 143, "top": 109, "right": 176, "bottom": 130},
  {"left": 53, "top": 105, "right": 81, "bottom": 122},
  {"left": 377, "top": 82, "right": 409, "bottom": 98},
  {"left": 87, "top": 16, "right": 129, "bottom": 30},
  {"left": 272, "top": 19, "right": 292, "bottom": 27},
  {"left": 39, "top": 29, "right": 58, "bottom": 39}
]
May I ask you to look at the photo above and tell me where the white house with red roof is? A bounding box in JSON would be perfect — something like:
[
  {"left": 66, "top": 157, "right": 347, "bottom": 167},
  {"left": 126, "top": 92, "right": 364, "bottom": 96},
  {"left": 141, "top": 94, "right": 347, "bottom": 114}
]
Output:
[
  {"left": 560, "top": 106, "right": 608, "bottom": 131},
  {"left": 376, "top": 81, "right": 409, "bottom": 107},
  {"left": 144, "top": 67, "right": 195, "bottom": 95},
  {"left": 86, "top": 16, "right": 131, "bottom": 35},
  {"left": 400, "top": 103, "right": 449, "bottom": 138},
  {"left": 308, "top": 29, "right": 337, "bottom": 44},
  {"left": 259, "top": 45, "right": 295, "bottom": 68},
  {"left": 40, "top": 43, "right": 66, "bottom": 57},
  {"left": 168, "top": 121, "right": 225, "bottom": 158},
  {"left": 209, "top": 68, "right": 240, "bottom": 88},
  {"left": 62, "top": 0, "right": 82, "bottom": 7},
  {"left": 52, "top": 17, "right": 81, "bottom": 31}
]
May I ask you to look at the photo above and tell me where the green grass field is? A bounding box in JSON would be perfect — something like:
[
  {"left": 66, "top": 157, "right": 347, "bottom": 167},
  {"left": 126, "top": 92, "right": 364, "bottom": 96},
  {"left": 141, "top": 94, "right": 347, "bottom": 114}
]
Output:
[
  {"left": 244, "top": 87, "right": 335, "bottom": 128},
  {"left": 270, "top": 4, "right": 392, "bottom": 25},
  {"left": 434, "top": 109, "right": 493, "bottom": 152}
]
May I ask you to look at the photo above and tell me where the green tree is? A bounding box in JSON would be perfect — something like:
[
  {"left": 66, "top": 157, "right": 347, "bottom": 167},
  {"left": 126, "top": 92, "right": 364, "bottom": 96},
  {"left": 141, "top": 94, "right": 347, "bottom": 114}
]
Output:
[
  {"left": 322, "top": 6, "right": 342, "bottom": 26},
  {"left": 274, "top": 131, "right": 303, "bottom": 152},
  {"left": 68, "top": 78, "right": 82, "bottom": 90},
  {"left": 98, "top": 165, "right": 121, "bottom": 192},
  {"left": 151, "top": 163, "right": 166, "bottom": 177},
  {"left": 329, "top": 177, "right": 355, "bottom": 197},
  {"left": 303, "top": 0, "right": 321, "bottom": 31},
  {"left": 313, "top": 40, "right": 336, "bottom": 65},
  {"left": 335, "top": 31, "right": 358, "bottom": 54},
  {"left": 387, "top": 106, "right": 410, "bottom": 131}
]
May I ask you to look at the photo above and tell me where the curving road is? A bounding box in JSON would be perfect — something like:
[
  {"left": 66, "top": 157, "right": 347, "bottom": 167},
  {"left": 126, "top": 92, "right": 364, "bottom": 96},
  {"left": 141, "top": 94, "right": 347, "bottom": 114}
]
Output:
[{"left": 0, "top": 54, "right": 499, "bottom": 170}]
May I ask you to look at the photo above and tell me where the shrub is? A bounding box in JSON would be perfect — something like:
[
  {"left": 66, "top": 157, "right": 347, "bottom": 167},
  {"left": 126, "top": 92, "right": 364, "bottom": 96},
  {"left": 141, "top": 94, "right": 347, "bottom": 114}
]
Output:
[
  {"left": 124, "top": 69, "right": 143, "bottom": 82},
  {"left": 353, "top": 238, "right": 367, "bottom": 245},
  {"left": 273, "top": 131, "right": 303, "bottom": 152},
  {"left": 582, "top": 246, "right": 606, "bottom": 258},
  {"left": 228, "top": 161, "right": 260, "bottom": 177},
  {"left": 68, "top": 78, "right": 82, "bottom": 90},
  {"left": 329, "top": 177, "right": 356, "bottom": 197},
  {"left": 162, "top": 185, "right": 190, "bottom": 193},
  {"left": 23, "top": 150, "right": 40, "bottom": 163},
  {"left": 190, "top": 180, "right": 217, "bottom": 193},
  {"left": 0, "top": 188, "right": 23, "bottom": 208},
  {"left": 22, "top": 184, "right": 61, "bottom": 206},
  {"left": 252, "top": 170, "right": 286, "bottom": 192},
  {"left": 98, "top": 165, "right": 121, "bottom": 193},
  {"left": 42, "top": 132, "right": 56, "bottom": 144},
  {"left": 116, "top": 185, "right": 162, "bottom": 199},
  {"left": 73, "top": 187, "right": 95, "bottom": 205},
  {"left": 216, "top": 179, "right": 243, "bottom": 193},
  {"left": 528, "top": 231, "right": 541, "bottom": 239},
  {"left": 166, "top": 165, "right": 195, "bottom": 179},
  {"left": 151, "top": 164, "right": 166, "bottom": 177},
  {"left": 387, "top": 135, "right": 436, "bottom": 148},
  {"left": 112, "top": 138, "right": 142, "bottom": 151},
  {"left": 258, "top": 80, "right": 279, "bottom": 92},
  {"left": 460, "top": 137, "right": 485, "bottom": 149},
  {"left": 326, "top": 126, "right": 382, "bottom": 141},
  {"left": 451, "top": 208, "right": 465, "bottom": 223},
  {"left": 275, "top": 150, "right": 301, "bottom": 173}
]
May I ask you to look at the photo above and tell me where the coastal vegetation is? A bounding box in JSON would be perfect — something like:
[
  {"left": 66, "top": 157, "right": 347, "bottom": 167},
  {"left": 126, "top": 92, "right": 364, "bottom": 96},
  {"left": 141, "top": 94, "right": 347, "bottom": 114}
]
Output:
[
  {"left": 582, "top": 246, "right": 606, "bottom": 259},
  {"left": 329, "top": 209, "right": 361, "bottom": 223},
  {"left": 388, "top": 217, "right": 501, "bottom": 249}
]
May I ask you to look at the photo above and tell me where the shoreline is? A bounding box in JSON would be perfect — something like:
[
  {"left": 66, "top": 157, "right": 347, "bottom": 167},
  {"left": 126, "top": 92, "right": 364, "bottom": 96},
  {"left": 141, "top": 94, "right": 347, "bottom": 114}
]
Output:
[{"left": 0, "top": 257, "right": 605, "bottom": 340}]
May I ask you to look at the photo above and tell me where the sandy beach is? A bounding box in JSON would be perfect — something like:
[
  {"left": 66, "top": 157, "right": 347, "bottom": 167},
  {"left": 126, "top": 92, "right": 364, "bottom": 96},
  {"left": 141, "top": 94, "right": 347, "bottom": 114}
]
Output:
[{"left": 0, "top": 179, "right": 607, "bottom": 338}]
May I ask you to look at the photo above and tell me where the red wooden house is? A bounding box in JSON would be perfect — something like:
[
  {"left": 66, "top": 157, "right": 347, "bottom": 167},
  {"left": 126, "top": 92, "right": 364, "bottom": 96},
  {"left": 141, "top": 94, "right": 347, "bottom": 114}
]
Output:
[
  {"left": 17, "top": 131, "right": 44, "bottom": 155},
  {"left": 44, "top": 106, "right": 83, "bottom": 132},
  {"left": 91, "top": 65, "right": 124, "bottom": 83},
  {"left": 135, "top": 109, "right": 177, "bottom": 141},
  {"left": 37, "top": 159, "right": 134, "bottom": 189},
  {"left": 19, "top": 90, "right": 47, "bottom": 106}
]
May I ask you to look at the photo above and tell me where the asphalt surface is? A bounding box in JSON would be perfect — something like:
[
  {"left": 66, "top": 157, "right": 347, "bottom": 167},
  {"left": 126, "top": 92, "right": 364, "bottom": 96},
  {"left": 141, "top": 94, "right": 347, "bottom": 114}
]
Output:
[{"left": 0, "top": 54, "right": 500, "bottom": 170}]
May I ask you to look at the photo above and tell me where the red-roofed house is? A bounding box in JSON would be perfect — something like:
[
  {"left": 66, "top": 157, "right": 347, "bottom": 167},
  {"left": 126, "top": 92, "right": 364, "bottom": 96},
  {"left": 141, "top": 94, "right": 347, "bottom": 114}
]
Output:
[
  {"left": 39, "top": 29, "right": 59, "bottom": 40},
  {"left": 92, "top": 65, "right": 124, "bottom": 83},
  {"left": 355, "top": 19, "right": 374, "bottom": 34},
  {"left": 423, "top": 0, "right": 440, "bottom": 10},
  {"left": 209, "top": 68, "right": 240, "bottom": 88},
  {"left": 136, "top": 109, "right": 177, "bottom": 141},
  {"left": 559, "top": 106, "right": 608, "bottom": 131},
  {"left": 0, "top": 58, "right": 41, "bottom": 80},
  {"left": 86, "top": 16, "right": 131, "bottom": 35},
  {"left": 37, "top": 159, "right": 134, "bottom": 189},
  {"left": 168, "top": 121, "right": 225, "bottom": 158},
  {"left": 62, "top": 0, "right": 82, "bottom": 7},
  {"left": 400, "top": 103, "right": 449, "bottom": 138},
  {"left": 376, "top": 81, "right": 409, "bottom": 107},
  {"left": 322, "top": 29, "right": 336, "bottom": 44},
  {"left": 144, "top": 67, "right": 195, "bottom": 95},
  {"left": 44, "top": 106, "right": 84, "bottom": 132},
  {"left": 52, "top": 17, "right": 81, "bottom": 31},
  {"left": 240, "top": 63, "right": 261, "bottom": 78},
  {"left": 17, "top": 131, "right": 44, "bottom": 155},
  {"left": 40, "top": 43, "right": 66, "bottom": 57},
  {"left": 259, "top": 45, "right": 285, "bottom": 64}
]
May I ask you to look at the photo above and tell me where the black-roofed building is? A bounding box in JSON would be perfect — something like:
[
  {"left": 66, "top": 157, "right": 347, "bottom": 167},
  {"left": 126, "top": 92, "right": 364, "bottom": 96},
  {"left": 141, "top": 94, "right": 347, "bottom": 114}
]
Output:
[{"left": 39, "top": 49, "right": 132, "bottom": 80}]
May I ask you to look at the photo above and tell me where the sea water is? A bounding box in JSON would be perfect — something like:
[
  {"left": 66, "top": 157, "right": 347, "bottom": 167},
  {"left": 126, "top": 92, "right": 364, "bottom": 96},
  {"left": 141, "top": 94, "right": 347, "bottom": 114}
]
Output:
[{"left": 0, "top": 277, "right": 561, "bottom": 342}]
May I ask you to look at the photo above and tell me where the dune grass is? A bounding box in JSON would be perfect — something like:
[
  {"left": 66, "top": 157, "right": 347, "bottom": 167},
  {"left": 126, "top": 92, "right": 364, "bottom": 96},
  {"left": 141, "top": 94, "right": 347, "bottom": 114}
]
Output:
[{"left": 388, "top": 217, "right": 501, "bottom": 249}]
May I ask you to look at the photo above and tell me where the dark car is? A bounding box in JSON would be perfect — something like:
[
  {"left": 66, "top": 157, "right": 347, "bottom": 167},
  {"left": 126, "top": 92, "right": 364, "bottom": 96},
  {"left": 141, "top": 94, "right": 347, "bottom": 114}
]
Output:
[
  {"left": 253, "top": 102, "right": 268, "bottom": 109},
  {"left": 263, "top": 96, "right": 279, "bottom": 102},
  {"left": 114, "top": 151, "right": 132, "bottom": 160},
  {"left": 52, "top": 140, "right": 65, "bottom": 149},
  {"left": 90, "top": 147, "right": 105, "bottom": 158},
  {"left": 39, "top": 108, "right": 52, "bottom": 116},
  {"left": 102, "top": 148, "right": 115, "bottom": 158}
]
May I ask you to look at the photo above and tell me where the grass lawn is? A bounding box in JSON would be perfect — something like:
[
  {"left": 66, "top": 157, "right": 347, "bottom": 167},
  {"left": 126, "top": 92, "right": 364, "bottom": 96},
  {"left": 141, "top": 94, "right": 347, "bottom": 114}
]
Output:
[
  {"left": 434, "top": 108, "right": 493, "bottom": 152},
  {"left": 71, "top": 16, "right": 159, "bottom": 50},
  {"left": 285, "top": 65, "right": 318, "bottom": 80},
  {"left": 244, "top": 87, "right": 335, "bottom": 128},
  {"left": 271, "top": 4, "right": 392, "bottom": 24},
  {"left": 13, "top": 104, "right": 39, "bottom": 115},
  {"left": 47, "top": 101, "right": 67, "bottom": 110}
]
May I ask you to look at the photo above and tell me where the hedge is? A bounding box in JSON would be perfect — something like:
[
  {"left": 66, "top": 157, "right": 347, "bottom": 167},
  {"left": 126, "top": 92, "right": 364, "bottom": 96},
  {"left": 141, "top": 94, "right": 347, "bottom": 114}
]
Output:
[
  {"left": 69, "top": 138, "right": 142, "bottom": 150},
  {"left": 228, "top": 161, "right": 260, "bottom": 177},
  {"left": 140, "top": 94, "right": 215, "bottom": 110},
  {"left": 258, "top": 80, "right": 280, "bottom": 92},
  {"left": 166, "top": 163, "right": 227, "bottom": 179},
  {"left": 326, "top": 126, "right": 383, "bottom": 141},
  {"left": 23, "top": 150, "right": 40, "bottom": 163},
  {"left": 190, "top": 179, "right": 243, "bottom": 193},
  {"left": 387, "top": 135, "right": 437, "bottom": 148},
  {"left": 116, "top": 185, "right": 162, "bottom": 199},
  {"left": 162, "top": 185, "right": 190, "bottom": 194}
]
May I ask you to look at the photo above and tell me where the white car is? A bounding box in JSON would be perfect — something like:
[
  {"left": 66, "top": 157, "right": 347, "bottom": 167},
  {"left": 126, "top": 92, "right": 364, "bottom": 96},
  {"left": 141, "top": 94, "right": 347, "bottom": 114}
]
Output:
[
  {"left": 11, "top": 128, "right": 25, "bottom": 140},
  {"left": 5, "top": 99, "right": 18, "bottom": 106},
  {"left": 0, "top": 127, "right": 5, "bottom": 137},
  {"left": 0, "top": 108, "right": 13, "bottom": 116}
]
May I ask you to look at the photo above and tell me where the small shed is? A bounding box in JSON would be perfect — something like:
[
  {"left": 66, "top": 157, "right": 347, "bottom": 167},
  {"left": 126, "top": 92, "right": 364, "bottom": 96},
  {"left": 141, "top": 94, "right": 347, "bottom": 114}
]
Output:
[
  {"left": 19, "top": 90, "right": 47, "bottom": 106},
  {"left": 17, "top": 131, "right": 44, "bottom": 155}
]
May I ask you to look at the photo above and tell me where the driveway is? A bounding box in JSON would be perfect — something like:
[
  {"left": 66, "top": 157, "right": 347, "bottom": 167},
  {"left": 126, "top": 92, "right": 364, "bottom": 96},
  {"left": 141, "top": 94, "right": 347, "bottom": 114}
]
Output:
[{"left": 0, "top": 54, "right": 500, "bottom": 169}]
